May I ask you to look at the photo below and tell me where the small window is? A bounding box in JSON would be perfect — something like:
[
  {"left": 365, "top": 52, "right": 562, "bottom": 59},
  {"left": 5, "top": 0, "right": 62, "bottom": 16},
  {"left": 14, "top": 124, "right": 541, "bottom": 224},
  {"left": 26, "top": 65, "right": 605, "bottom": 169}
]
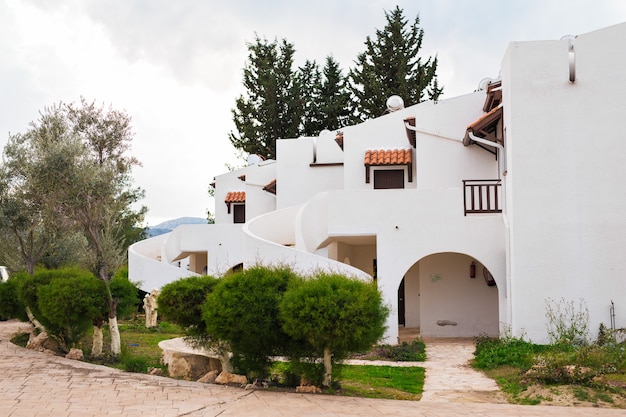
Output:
[
  {"left": 233, "top": 204, "right": 246, "bottom": 223},
  {"left": 374, "top": 169, "right": 404, "bottom": 189}
]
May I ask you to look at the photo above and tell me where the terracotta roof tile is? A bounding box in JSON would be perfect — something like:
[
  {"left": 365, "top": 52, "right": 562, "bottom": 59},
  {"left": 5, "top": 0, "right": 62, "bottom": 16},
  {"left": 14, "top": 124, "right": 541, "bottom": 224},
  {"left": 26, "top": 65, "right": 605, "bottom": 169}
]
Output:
[
  {"left": 225, "top": 191, "right": 246, "bottom": 204},
  {"left": 364, "top": 149, "right": 412, "bottom": 166}
]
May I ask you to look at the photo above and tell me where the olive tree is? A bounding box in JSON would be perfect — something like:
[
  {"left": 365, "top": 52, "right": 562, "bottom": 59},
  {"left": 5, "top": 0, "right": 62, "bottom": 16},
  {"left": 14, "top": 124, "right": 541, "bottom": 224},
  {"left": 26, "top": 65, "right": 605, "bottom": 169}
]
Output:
[
  {"left": 280, "top": 272, "right": 388, "bottom": 387},
  {"left": 1, "top": 99, "right": 145, "bottom": 356}
]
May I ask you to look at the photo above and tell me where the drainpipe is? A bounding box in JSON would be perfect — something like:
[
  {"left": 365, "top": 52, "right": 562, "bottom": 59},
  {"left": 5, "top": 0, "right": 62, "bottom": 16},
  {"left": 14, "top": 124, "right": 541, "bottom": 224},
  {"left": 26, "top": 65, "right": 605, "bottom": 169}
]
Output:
[
  {"left": 469, "top": 131, "right": 512, "bottom": 331},
  {"left": 467, "top": 132, "right": 506, "bottom": 177},
  {"left": 403, "top": 122, "right": 460, "bottom": 142}
]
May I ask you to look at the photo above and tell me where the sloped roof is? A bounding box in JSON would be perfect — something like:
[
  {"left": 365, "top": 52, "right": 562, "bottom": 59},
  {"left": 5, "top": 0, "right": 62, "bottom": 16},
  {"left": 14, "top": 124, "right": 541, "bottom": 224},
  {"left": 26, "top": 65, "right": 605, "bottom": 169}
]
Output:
[
  {"left": 263, "top": 179, "right": 277, "bottom": 195},
  {"left": 483, "top": 80, "right": 502, "bottom": 112},
  {"left": 463, "top": 106, "right": 503, "bottom": 146},
  {"left": 224, "top": 191, "right": 246, "bottom": 204},
  {"left": 364, "top": 149, "right": 412, "bottom": 166}
]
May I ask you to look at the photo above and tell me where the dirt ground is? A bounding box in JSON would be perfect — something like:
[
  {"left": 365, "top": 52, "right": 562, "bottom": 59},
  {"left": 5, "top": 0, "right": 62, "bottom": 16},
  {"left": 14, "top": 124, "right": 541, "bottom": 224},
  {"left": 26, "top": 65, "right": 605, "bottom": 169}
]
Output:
[{"left": 507, "top": 383, "right": 626, "bottom": 408}]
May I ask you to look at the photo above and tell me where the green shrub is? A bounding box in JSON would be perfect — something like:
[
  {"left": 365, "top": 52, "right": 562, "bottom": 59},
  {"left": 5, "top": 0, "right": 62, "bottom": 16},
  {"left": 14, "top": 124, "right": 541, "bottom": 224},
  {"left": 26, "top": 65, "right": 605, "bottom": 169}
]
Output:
[
  {"left": 36, "top": 269, "right": 107, "bottom": 351},
  {"left": 158, "top": 275, "right": 219, "bottom": 337},
  {"left": 18, "top": 268, "right": 107, "bottom": 352},
  {"left": 279, "top": 272, "right": 388, "bottom": 386},
  {"left": 121, "top": 355, "right": 150, "bottom": 373},
  {"left": 0, "top": 275, "right": 27, "bottom": 321},
  {"left": 203, "top": 266, "right": 300, "bottom": 378},
  {"left": 110, "top": 267, "right": 141, "bottom": 319}
]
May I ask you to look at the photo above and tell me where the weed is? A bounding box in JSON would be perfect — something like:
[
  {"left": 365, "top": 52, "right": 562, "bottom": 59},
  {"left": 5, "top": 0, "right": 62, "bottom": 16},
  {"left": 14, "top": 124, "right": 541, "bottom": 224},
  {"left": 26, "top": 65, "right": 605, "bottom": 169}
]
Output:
[
  {"left": 545, "top": 298, "right": 589, "bottom": 346},
  {"left": 573, "top": 386, "right": 592, "bottom": 402},
  {"left": 369, "top": 339, "right": 426, "bottom": 362},
  {"left": 121, "top": 355, "right": 150, "bottom": 373},
  {"left": 595, "top": 390, "right": 614, "bottom": 403}
]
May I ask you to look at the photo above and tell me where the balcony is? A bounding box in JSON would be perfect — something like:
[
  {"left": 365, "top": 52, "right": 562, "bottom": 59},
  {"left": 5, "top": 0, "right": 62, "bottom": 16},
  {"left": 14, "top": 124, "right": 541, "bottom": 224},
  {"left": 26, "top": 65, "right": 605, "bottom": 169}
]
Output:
[{"left": 463, "top": 179, "right": 502, "bottom": 215}]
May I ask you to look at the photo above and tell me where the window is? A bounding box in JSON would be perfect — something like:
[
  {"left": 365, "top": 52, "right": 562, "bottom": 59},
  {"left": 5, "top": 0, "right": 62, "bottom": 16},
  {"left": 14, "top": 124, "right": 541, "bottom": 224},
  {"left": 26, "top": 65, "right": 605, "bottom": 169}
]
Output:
[
  {"left": 233, "top": 204, "right": 246, "bottom": 223},
  {"left": 374, "top": 169, "right": 404, "bottom": 189}
]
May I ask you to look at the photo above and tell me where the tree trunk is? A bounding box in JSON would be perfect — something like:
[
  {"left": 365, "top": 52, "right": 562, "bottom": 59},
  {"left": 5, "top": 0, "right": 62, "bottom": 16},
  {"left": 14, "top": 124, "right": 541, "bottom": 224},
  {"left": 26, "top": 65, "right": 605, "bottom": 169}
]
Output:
[
  {"left": 92, "top": 325, "right": 103, "bottom": 357},
  {"left": 218, "top": 346, "right": 233, "bottom": 373},
  {"left": 322, "top": 347, "right": 333, "bottom": 387},
  {"left": 26, "top": 307, "right": 46, "bottom": 333},
  {"left": 109, "top": 316, "right": 121, "bottom": 356}
]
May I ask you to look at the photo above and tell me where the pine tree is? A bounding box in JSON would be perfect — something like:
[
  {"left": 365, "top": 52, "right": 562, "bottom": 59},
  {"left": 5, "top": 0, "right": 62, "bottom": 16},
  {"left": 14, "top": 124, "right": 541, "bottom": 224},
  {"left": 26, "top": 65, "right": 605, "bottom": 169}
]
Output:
[
  {"left": 349, "top": 6, "right": 443, "bottom": 120},
  {"left": 319, "top": 56, "right": 353, "bottom": 131},
  {"left": 229, "top": 36, "right": 302, "bottom": 160},
  {"left": 297, "top": 60, "right": 324, "bottom": 136}
]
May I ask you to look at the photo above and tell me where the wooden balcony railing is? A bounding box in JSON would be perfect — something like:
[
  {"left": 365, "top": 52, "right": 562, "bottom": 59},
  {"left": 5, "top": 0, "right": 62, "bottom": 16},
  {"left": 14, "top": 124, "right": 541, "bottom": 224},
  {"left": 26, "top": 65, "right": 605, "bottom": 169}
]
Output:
[{"left": 463, "top": 179, "right": 502, "bottom": 215}]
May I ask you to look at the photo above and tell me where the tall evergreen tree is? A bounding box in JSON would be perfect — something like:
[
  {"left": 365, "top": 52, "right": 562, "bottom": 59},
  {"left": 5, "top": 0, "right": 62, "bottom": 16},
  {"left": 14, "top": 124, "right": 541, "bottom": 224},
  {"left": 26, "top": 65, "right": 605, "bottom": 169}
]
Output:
[
  {"left": 349, "top": 6, "right": 443, "bottom": 120},
  {"left": 298, "top": 60, "right": 324, "bottom": 136},
  {"left": 229, "top": 36, "right": 302, "bottom": 159},
  {"left": 319, "top": 56, "right": 353, "bottom": 131}
]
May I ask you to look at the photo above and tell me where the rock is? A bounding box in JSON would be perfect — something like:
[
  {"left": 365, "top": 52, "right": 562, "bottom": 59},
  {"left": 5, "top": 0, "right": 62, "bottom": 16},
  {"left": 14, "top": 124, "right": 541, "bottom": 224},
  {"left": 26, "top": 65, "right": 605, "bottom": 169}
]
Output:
[
  {"left": 296, "top": 385, "right": 322, "bottom": 394},
  {"left": 148, "top": 367, "right": 163, "bottom": 376},
  {"left": 436, "top": 320, "right": 458, "bottom": 326},
  {"left": 167, "top": 352, "right": 222, "bottom": 380},
  {"left": 197, "top": 370, "right": 219, "bottom": 383},
  {"left": 26, "top": 332, "right": 61, "bottom": 353},
  {"left": 214, "top": 371, "right": 248, "bottom": 386},
  {"left": 65, "top": 348, "right": 84, "bottom": 360}
]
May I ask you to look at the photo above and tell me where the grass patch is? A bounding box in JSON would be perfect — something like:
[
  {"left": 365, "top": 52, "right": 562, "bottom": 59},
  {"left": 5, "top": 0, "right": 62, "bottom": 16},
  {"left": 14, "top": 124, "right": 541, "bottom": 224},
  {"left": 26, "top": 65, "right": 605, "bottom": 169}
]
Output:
[
  {"left": 83, "top": 318, "right": 183, "bottom": 373},
  {"left": 10, "top": 331, "right": 30, "bottom": 347},
  {"left": 335, "top": 364, "right": 424, "bottom": 400}
]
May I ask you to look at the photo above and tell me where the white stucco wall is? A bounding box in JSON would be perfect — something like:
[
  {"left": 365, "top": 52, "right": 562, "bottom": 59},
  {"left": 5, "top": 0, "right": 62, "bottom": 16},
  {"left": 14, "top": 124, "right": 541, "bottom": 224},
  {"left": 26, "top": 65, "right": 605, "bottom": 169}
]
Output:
[
  {"left": 276, "top": 137, "right": 344, "bottom": 209},
  {"left": 418, "top": 253, "right": 499, "bottom": 337},
  {"left": 324, "top": 189, "right": 505, "bottom": 343},
  {"left": 213, "top": 161, "right": 276, "bottom": 224},
  {"left": 502, "top": 23, "right": 626, "bottom": 342}
]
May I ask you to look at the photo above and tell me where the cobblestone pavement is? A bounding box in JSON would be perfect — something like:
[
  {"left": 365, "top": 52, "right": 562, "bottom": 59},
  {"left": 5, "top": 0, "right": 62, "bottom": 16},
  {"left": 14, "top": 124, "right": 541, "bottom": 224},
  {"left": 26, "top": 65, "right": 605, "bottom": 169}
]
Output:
[{"left": 1, "top": 320, "right": 624, "bottom": 417}]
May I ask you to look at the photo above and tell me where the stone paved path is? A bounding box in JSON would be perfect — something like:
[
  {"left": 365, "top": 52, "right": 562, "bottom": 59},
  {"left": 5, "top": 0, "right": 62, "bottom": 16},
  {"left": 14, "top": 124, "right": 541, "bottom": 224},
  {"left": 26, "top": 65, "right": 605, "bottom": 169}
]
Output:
[
  {"left": 1, "top": 320, "right": 624, "bottom": 417},
  {"left": 420, "top": 337, "right": 507, "bottom": 403}
]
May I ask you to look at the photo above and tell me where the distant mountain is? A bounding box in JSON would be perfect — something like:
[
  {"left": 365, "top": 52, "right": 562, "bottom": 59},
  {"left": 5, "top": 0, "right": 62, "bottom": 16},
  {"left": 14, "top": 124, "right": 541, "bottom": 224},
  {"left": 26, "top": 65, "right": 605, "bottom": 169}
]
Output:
[{"left": 146, "top": 217, "right": 208, "bottom": 237}]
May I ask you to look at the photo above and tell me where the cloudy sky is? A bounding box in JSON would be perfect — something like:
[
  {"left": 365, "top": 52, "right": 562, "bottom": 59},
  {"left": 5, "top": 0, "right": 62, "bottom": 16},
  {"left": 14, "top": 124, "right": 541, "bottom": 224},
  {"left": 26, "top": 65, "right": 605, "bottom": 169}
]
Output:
[{"left": 1, "top": 0, "right": 624, "bottom": 226}]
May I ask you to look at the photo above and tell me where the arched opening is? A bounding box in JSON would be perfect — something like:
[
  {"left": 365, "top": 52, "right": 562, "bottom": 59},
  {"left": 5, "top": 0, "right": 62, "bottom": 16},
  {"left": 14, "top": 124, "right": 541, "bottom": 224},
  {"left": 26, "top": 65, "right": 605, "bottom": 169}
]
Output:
[{"left": 400, "top": 252, "right": 499, "bottom": 339}]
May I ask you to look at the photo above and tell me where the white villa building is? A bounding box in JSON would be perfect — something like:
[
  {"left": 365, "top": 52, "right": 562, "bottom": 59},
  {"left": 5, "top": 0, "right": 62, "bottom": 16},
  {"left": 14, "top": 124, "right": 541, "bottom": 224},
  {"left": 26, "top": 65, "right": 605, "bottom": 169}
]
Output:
[{"left": 129, "top": 24, "right": 626, "bottom": 344}]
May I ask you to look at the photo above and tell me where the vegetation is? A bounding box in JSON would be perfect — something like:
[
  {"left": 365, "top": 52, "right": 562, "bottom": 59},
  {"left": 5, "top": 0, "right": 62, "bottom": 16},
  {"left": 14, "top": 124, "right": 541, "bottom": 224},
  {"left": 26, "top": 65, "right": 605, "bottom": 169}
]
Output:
[
  {"left": 349, "top": 6, "right": 442, "bottom": 120},
  {"left": 0, "top": 98, "right": 146, "bottom": 356},
  {"left": 473, "top": 299, "right": 626, "bottom": 406},
  {"left": 156, "top": 266, "right": 390, "bottom": 386},
  {"left": 280, "top": 272, "right": 389, "bottom": 386},
  {"left": 335, "top": 364, "right": 424, "bottom": 400},
  {"left": 158, "top": 275, "right": 220, "bottom": 338},
  {"left": 228, "top": 6, "right": 441, "bottom": 160},
  {"left": 12, "top": 267, "right": 139, "bottom": 353},
  {"left": 359, "top": 339, "right": 426, "bottom": 362},
  {"left": 0, "top": 276, "right": 27, "bottom": 321},
  {"left": 85, "top": 318, "right": 424, "bottom": 400},
  {"left": 203, "top": 266, "right": 302, "bottom": 377}
]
